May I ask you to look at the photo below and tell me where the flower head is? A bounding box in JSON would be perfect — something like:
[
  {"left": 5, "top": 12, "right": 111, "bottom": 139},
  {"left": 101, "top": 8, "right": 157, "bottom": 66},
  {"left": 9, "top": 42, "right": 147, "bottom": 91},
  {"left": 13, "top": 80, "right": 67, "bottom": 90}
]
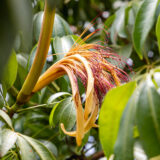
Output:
[{"left": 32, "top": 31, "right": 130, "bottom": 146}]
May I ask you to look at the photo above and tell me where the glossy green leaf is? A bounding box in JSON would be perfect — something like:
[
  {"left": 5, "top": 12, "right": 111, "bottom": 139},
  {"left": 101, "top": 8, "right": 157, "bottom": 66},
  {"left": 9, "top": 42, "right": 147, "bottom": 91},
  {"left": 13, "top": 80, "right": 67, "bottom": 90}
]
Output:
[
  {"left": 33, "top": 12, "right": 72, "bottom": 42},
  {"left": 0, "top": 129, "right": 17, "bottom": 157},
  {"left": 2, "top": 51, "right": 18, "bottom": 90},
  {"left": 99, "top": 81, "right": 136, "bottom": 157},
  {"left": 133, "top": 0, "right": 159, "bottom": 59},
  {"left": 52, "top": 35, "right": 77, "bottom": 61},
  {"left": 114, "top": 91, "right": 138, "bottom": 160},
  {"left": 47, "top": 92, "right": 71, "bottom": 104},
  {"left": 49, "top": 102, "right": 60, "bottom": 127},
  {"left": 0, "top": 110, "right": 13, "bottom": 129},
  {"left": 60, "top": 99, "right": 76, "bottom": 131},
  {"left": 17, "top": 136, "right": 36, "bottom": 160},
  {"left": 137, "top": 79, "right": 160, "bottom": 158},
  {"left": 156, "top": 14, "right": 160, "bottom": 53},
  {"left": 49, "top": 97, "right": 76, "bottom": 131},
  {"left": 20, "top": 134, "right": 56, "bottom": 160}
]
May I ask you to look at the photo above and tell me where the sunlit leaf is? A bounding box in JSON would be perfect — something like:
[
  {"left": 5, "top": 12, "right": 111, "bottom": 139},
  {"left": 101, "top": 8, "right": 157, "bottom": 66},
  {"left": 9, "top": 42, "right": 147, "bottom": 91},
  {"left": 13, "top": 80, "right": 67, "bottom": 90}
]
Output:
[
  {"left": 2, "top": 51, "right": 18, "bottom": 90},
  {"left": 133, "top": 0, "right": 159, "bottom": 59},
  {"left": 99, "top": 81, "right": 136, "bottom": 157},
  {"left": 20, "top": 134, "right": 56, "bottom": 160},
  {"left": 156, "top": 14, "right": 160, "bottom": 53},
  {"left": 17, "top": 136, "right": 36, "bottom": 160},
  {"left": 0, "top": 129, "right": 17, "bottom": 157},
  {"left": 114, "top": 91, "right": 138, "bottom": 160},
  {"left": 0, "top": 110, "right": 13, "bottom": 129}
]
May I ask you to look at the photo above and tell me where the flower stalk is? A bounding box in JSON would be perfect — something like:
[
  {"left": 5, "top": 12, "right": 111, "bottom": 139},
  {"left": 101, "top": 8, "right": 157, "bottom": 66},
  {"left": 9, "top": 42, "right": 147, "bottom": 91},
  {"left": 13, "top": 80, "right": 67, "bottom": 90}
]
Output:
[{"left": 16, "top": 1, "right": 56, "bottom": 105}]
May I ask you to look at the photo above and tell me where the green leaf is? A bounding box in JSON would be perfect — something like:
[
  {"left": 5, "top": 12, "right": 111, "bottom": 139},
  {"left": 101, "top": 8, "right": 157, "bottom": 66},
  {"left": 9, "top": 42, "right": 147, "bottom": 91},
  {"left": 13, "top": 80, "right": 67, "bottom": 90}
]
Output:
[
  {"left": 60, "top": 99, "right": 76, "bottom": 131},
  {"left": 137, "top": 78, "right": 160, "bottom": 158},
  {"left": 49, "top": 97, "right": 76, "bottom": 131},
  {"left": 49, "top": 103, "right": 60, "bottom": 127},
  {"left": 156, "top": 14, "right": 160, "bottom": 53},
  {"left": 17, "top": 136, "right": 36, "bottom": 160},
  {"left": 117, "top": 43, "right": 133, "bottom": 58},
  {"left": 47, "top": 92, "right": 71, "bottom": 104},
  {"left": 0, "top": 129, "right": 17, "bottom": 157},
  {"left": 0, "top": 1, "right": 16, "bottom": 80},
  {"left": 0, "top": 110, "right": 13, "bottom": 129},
  {"left": 28, "top": 44, "right": 48, "bottom": 73},
  {"left": 114, "top": 91, "right": 138, "bottom": 160},
  {"left": 33, "top": 12, "right": 72, "bottom": 42},
  {"left": 133, "top": 0, "right": 159, "bottom": 59},
  {"left": 40, "top": 140, "right": 58, "bottom": 157},
  {"left": 52, "top": 35, "right": 77, "bottom": 61},
  {"left": 20, "top": 135, "right": 56, "bottom": 160},
  {"left": 110, "top": 6, "right": 127, "bottom": 44},
  {"left": 99, "top": 81, "right": 136, "bottom": 157},
  {"left": 104, "top": 14, "right": 116, "bottom": 29},
  {"left": 9, "top": 0, "right": 33, "bottom": 52},
  {"left": 2, "top": 51, "right": 18, "bottom": 90},
  {"left": 16, "top": 53, "right": 28, "bottom": 86}
]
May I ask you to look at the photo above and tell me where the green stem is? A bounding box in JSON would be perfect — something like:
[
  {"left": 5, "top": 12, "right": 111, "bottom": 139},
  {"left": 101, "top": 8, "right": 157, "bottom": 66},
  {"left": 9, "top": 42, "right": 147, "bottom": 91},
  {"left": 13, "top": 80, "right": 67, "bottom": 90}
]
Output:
[{"left": 16, "top": 1, "right": 56, "bottom": 105}]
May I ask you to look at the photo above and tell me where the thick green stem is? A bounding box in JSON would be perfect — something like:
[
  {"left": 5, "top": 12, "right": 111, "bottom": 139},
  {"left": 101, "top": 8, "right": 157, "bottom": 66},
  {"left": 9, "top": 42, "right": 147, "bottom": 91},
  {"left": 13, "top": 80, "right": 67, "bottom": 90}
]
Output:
[{"left": 16, "top": 1, "right": 56, "bottom": 105}]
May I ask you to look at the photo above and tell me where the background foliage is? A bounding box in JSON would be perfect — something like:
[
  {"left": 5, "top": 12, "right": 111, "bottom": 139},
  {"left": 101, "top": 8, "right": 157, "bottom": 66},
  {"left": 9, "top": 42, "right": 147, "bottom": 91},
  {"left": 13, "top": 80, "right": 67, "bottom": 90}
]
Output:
[{"left": 0, "top": 0, "right": 160, "bottom": 159}]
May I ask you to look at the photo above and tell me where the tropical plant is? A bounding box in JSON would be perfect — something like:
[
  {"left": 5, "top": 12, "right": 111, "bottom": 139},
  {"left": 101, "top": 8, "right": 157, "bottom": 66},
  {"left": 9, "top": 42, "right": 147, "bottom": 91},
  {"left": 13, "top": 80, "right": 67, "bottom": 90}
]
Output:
[{"left": 0, "top": 0, "right": 160, "bottom": 160}]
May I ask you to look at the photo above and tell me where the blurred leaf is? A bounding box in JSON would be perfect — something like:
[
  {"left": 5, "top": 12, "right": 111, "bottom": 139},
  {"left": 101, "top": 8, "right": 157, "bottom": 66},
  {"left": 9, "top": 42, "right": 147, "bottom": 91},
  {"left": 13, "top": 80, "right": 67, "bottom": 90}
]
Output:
[
  {"left": 104, "top": 14, "right": 116, "bottom": 29},
  {"left": 41, "top": 140, "right": 58, "bottom": 157},
  {"left": 17, "top": 136, "right": 36, "bottom": 160},
  {"left": 0, "top": 110, "right": 13, "bottom": 129},
  {"left": 20, "top": 134, "right": 56, "bottom": 160},
  {"left": 9, "top": 0, "right": 33, "bottom": 52},
  {"left": 28, "top": 45, "right": 48, "bottom": 73},
  {"left": 16, "top": 53, "right": 28, "bottom": 87},
  {"left": 114, "top": 91, "right": 138, "bottom": 160},
  {"left": 0, "top": 129, "right": 17, "bottom": 157},
  {"left": 2, "top": 51, "right": 18, "bottom": 90},
  {"left": 110, "top": 6, "right": 127, "bottom": 44},
  {"left": 33, "top": 12, "right": 72, "bottom": 42},
  {"left": 99, "top": 81, "right": 136, "bottom": 157},
  {"left": 0, "top": 94, "right": 4, "bottom": 109},
  {"left": 117, "top": 43, "right": 133, "bottom": 58},
  {"left": 0, "top": 1, "right": 17, "bottom": 80},
  {"left": 156, "top": 14, "right": 160, "bottom": 53},
  {"left": 137, "top": 78, "right": 160, "bottom": 158},
  {"left": 133, "top": 0, "right": 159, "bottom": 59}
]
